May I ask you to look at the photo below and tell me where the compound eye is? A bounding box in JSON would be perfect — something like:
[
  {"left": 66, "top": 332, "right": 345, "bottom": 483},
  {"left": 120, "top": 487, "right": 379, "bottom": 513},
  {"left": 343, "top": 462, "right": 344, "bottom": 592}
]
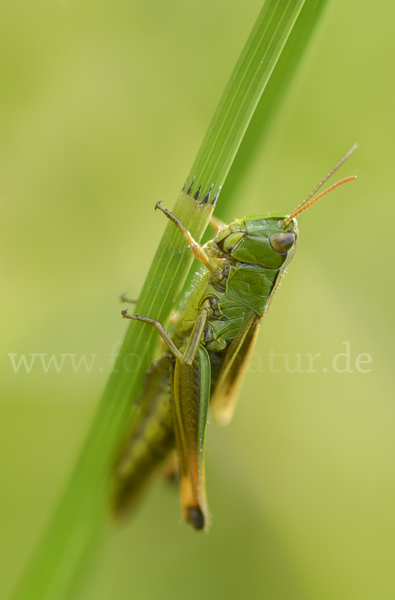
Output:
[{"left": 269, "top": 232, "right": 295, "bottom": 254}]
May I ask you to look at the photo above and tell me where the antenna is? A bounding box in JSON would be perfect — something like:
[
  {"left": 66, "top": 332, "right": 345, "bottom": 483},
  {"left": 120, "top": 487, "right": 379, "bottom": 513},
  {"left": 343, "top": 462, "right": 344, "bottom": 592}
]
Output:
[{"left": 283, "top": 144, "right": 358, "bottom": 227}]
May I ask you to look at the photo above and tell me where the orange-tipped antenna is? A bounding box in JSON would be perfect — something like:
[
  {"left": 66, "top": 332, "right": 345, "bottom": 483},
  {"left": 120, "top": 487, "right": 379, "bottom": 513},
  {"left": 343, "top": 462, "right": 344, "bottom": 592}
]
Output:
[
  {"left": 284, "top": 176, "right": 357, "bottom": 223},
  {"left": 283, "top": 144, "right": 358, "bottom": 227}
]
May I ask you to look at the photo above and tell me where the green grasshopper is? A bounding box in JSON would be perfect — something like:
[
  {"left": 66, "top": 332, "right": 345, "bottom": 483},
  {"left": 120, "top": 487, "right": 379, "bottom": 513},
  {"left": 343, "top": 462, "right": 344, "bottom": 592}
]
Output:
[{"left": 114, "top": 146, "right": 357, "bottom": 531}]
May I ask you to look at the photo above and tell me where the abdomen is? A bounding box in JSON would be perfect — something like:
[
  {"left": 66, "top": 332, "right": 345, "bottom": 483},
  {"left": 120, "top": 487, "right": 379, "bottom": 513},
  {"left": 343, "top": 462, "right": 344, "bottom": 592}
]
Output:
[{"left": 113, "top": 356, "right": 175, "bottom": 519}]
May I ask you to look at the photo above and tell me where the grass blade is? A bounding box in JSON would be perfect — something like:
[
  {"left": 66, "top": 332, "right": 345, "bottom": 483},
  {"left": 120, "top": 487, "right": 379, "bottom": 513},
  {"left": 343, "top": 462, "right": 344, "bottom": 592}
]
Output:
[
  {"left": 14, "top": 2, "right": 313, "bottom": 599},
  {"left": 218, "top": 0, "right": 330, "bottom": 218}
]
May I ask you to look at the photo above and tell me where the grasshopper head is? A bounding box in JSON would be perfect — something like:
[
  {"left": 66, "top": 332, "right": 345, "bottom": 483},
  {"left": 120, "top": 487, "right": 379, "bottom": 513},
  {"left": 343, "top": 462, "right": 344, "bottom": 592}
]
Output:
[
  {"left": 214, "top": 146, "right": 358, "bottom": 269},
  {"left": 214, "top": 215, "right": 298, "bottom": 269}
]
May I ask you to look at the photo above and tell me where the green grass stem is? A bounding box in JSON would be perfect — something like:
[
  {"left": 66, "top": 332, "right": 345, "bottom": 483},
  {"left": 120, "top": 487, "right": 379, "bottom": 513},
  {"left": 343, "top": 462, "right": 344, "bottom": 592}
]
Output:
[{"left": 13, "top": 2, "right": 332, "bottom": 598}]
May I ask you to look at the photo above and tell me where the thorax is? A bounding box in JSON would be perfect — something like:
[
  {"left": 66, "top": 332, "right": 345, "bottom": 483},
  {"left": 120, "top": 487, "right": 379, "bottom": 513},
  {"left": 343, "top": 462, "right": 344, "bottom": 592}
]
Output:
[{"left": 172, "top": 258, "right": 279, "bottom": 352}]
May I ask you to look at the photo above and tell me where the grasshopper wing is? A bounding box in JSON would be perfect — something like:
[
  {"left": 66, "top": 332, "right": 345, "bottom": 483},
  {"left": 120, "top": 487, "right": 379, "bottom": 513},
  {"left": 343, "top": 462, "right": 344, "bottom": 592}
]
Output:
[
  {"left": 173, "top": 345, "right": 211, "bottom": 531},
  {"left": 210, "top": 311, "right": 261, "bottom": 426}
]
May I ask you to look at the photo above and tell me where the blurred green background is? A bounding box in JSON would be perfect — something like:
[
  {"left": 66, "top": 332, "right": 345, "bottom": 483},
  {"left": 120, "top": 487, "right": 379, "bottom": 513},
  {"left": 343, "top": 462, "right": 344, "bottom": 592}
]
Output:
[{"left": 1, "top": 1, "right": 394, "bottom": 599}]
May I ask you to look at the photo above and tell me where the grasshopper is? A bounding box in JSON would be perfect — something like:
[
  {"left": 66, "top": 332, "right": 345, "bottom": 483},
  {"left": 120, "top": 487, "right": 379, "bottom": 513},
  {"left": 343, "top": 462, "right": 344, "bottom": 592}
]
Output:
[{"left": 113, "top": 146, "right": 357, "bottom": 531}]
